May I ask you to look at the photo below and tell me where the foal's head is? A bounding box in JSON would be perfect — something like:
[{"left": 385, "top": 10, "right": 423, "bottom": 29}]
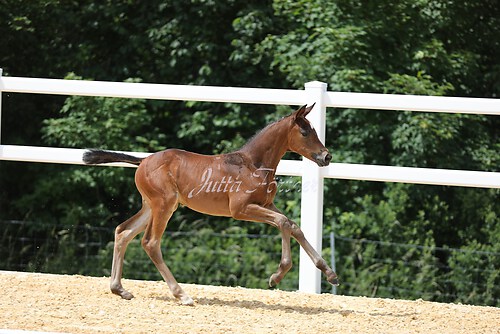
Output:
[{"left": 287, "top": 104, "right": 332, "bottom": 167}]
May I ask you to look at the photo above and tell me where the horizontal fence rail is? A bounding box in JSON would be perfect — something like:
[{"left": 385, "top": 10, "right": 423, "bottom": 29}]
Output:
[
  {"left": 1, "top": 145, "right": 499, "bottom": 188},
  {"left": 1, "top": 74, "right": 500, "bottom": 294},
  {"left": 0, "top": 76, "right": 307, "bottom": 105},
  {"left": 324, "top": 91, "right": 500, "bottom": 115},
  {"left": 2, "top": 76, "right": 500, "bottom": 115},
  {"left": 322, "top": 163, "right": 500, "bottom": 188}
]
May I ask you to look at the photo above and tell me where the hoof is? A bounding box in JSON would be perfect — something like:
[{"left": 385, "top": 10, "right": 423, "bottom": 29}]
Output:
[
  {"left": 121, "top": 291, "right": 135, "bottom": 300},
  {"left": 180, "top": 295, "right": 194, "bottom": 306},
  {"left": 327, "top": 275, "right": 340, "bottom": 286},
  {"left": 268, "top": 274, "right": 279, "bottom": 288},
  {"left": 111, "top": 287, "right": 134, "bottom": 300}
]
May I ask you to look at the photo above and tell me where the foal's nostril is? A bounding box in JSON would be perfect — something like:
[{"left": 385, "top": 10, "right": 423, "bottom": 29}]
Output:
[
  {"left": 324, "top": 153, "right": 332, "bottom": 164},
  {"left": 313, "top": 151, "right": 332, "bottom": 166}
]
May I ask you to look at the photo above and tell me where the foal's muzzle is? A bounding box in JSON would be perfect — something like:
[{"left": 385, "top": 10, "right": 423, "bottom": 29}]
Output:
[{"left": 313, "top": 150, "right": 332, "bottom": 167}]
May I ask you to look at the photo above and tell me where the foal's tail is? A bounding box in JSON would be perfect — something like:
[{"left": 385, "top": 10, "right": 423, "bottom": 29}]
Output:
[{"left": 82, "top": 149, "right": 144, "bottom": 166}]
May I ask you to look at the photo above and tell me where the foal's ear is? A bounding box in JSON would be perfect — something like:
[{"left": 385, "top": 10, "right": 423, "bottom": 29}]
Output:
[{"left": 294, "top": 103, "right": 315, "bottom": 120}]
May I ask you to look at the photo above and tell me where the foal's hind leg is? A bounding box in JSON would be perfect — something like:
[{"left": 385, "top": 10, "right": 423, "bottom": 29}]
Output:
[
  {"left": 110, "top": 202, "right": 151, "bottom": 299},
  {"left": 141, "top": 197, "right": 194, "bottom": 305}
]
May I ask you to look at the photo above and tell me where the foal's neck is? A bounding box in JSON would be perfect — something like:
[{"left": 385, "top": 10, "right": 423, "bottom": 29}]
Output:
[{"left": 237, "top": 118, "right": 289, "bottom": 170}]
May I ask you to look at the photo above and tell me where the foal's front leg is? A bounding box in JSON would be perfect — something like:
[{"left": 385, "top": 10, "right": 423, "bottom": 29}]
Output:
[
  {"left": 232, "top": 203, "right": 293, "bottom": 286},
  {"left": 269, "top": 226, "right": 292, "bottom": 288},
  {"left": 232, "top": 203, "right": 338, "bottom": 288},
  {"left": 267, "top": 204, "right": 339, "bottom": 287},
  {"left": 289, "top": 222, "right": 339, "bottom": 286}
]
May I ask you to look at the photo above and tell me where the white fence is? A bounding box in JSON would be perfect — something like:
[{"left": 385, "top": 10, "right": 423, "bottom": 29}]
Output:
[{"left": 1, "top": 72, "right": 500, "bottom": 294}]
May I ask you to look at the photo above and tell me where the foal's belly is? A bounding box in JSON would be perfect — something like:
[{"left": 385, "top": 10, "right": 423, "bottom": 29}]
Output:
[{"left": 181, "top": 191, "right": 233, "bottom": 217}]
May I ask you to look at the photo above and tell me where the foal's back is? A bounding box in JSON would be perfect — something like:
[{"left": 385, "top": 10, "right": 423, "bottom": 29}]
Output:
[{"left": 135, "top": 149, "right": 271, "bottom": 217}]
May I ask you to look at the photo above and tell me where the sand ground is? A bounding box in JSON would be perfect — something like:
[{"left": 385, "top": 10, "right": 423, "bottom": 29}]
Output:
[{"left": 0, "top": 271, "right": 498, "bottom": 333}]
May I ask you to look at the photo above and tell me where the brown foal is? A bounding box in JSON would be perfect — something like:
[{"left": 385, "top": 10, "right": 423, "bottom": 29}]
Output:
[{"left": 83, "top": 104, "right": 338, "bottom": 305}]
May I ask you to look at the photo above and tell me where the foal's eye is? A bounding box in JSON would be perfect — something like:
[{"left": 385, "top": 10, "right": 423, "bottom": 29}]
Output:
[{"left": 300, "top": 128, "right": 309, "bottom": 137}]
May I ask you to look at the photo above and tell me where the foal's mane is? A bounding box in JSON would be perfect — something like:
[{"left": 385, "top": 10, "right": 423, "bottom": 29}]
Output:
[{"left": 238, "top": 114, "right": 291, "bottom": 152}]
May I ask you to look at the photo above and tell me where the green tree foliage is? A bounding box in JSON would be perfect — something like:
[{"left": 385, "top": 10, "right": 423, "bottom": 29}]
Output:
[{"left": 1, "top": 0, "right": 498, "bottom": 306}]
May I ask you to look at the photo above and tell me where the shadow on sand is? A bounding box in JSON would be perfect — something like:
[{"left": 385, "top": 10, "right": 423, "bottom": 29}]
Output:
[{"left": 155, "top": 294, "right": 420, "bottom": 318}]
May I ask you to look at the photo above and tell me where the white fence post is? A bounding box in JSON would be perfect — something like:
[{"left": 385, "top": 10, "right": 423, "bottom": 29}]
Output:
[{"left": 299, "top": 81, "right": 327, "bottom": 293}]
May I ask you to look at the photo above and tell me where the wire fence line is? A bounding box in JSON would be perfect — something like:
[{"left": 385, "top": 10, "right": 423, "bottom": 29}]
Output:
[
  {"left": 334, "top": 235, "right": 500, "bottom": 256},
  {"left": 0, "top": 219, "right": 498, "bottom": 306},
  {"left": 2, "top": 218, "right": 499, "bottom": 262}
]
